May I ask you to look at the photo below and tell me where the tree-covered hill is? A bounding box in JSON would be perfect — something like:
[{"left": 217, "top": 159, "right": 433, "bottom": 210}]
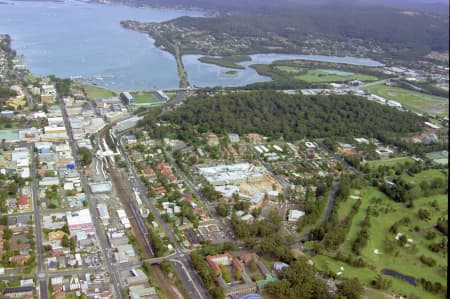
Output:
[
  {"left": 122, "top": 3, "right": 448, "bottom": 61},
  {"left": 156, "top": 91, "right": 424, "bottom": 142}
]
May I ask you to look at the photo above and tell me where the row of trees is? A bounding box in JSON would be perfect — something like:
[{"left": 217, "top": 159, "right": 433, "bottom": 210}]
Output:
[
  {"left": 310, "top": 176, "right": 362, "bottom": 251},
  {"left": 379, "top": 174, "right": 447, "bottom": 207},
  {"left": 351, "top": 212, "right": 371, "bottom": 255},
  {"left": 190, "top": 251, "right": 224, "bottom": 299}
]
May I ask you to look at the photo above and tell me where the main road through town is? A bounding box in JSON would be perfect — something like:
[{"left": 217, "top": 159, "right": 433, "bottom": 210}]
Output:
[{"left": 60, "top": 98, "right": 124, "bottom": 299}]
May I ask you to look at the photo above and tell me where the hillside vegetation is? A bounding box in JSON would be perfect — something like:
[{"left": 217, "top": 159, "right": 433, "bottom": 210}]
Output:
[
  {"left": 122, "top": 4, "right": 448, "bottom": 61},
  {"left": 150, "top": 91, "right": 424, "bottom": 143}
]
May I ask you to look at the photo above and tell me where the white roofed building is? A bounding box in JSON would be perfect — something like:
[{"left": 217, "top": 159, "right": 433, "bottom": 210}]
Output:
[{"left": 66, "top": 209, "right": 94, "bottom": 236}]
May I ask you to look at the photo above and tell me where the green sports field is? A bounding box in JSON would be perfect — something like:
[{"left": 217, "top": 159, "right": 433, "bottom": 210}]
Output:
[
  {"left": 274, "top": 67, "right": 378, "bottom": 83},
  {"left": 130, "top": 91, "right": 161, "bottom": 105}
]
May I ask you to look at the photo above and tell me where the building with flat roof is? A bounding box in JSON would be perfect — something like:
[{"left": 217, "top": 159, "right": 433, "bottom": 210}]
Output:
[
  {"left": 288, "top": 209, "right": 305, "bottom": 222},
  {"left": 198, "top": 163, "right": 265, "bottom": 186},
  {"left": 3, "top": 286, "right": 35, "bottom": 299},
  {"left": 66, "top": 209, "right": 94, "bottom": 236},
  {"left": 129, "top": 285, "right": 157, "bottom": 299}
]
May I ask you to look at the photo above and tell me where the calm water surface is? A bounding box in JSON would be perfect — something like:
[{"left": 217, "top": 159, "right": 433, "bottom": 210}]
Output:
[
  {"left": 0, "top": 0, "right": 201, "bottom": 90},
  {"left": 0, "top": 1, "right": 383, "bottom": 90}
]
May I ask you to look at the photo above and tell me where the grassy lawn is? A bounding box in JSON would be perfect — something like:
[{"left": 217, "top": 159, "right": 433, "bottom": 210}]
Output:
[
  {"left": 337, "top": 189, "right": 361, "bottom": 222},
  {"left": 65, "top": 292, "right": 80, "bottom": 299},
  {"left": 364, "top": 84, "right": 449, "bottom": 117},
  {"left": 130, "top": 91, "right": 160, "bottom": 105},
  {"left": 363, "top": 288, "right": 394, "bottom": 299},
  {"left": 293, "top": 69, "right": 377, "bottom": 83},
  {"left": 275, "top": 65, "right": 301, "bottom": 73},
  {"left": 365, "top": 157, "right": 415, "bottom": 168},
  {"left": 400, "top": 169, "right": 447, "bottom": 185},
  {"left": 198, "top": 55, "right": 251, "bottom": 69},
  {"left": 261, "top": 256, "right": 278, "bottom": 271},
  {"left": 165, "top": 92, "right": 177, "bottom": 99},
  {"left": 79, "top": 83, "right": 116, "bottom": 100},
  {"left": 312, "top": 254, "right": 377, "bottom": 284},
  {"left": 343, "top": 188, "right": 380, "bottom": 252}
]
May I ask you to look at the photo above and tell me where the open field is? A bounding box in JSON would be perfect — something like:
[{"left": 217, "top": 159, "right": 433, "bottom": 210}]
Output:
[
  {"left": 293, "top": 69, "right": 377, "bottom": 83},
  {"left": 274, "top": 66, "right": 378, "bottom": 83},
  {"left": 237, "top": 174, "right": 282, "bottom": 195},
  {"left": 64, "top": 292, "right": 79, "bottom": 299},
  {"left": 364, "top": 84, "right": 449, "bottom": 117},
  {"left": 78, "top": 83, "right": 116, "bottom": 100},
  {"left": 198, "top": 55, "right": 251, "bottom": 69},
  {"left": 337, "top": 189, "right": 361, "bottom": 222},
  {"left": 364, "top": 157, "right": 415, "bottom": 168},
  {"left": 400, "top": 168, "right": 447, "bottom": 185},
  {"left": 130, "top": 91, "right": 160, "bottom": 105},
  {"left": 342, "top": 188, "right": 378, "bottom": 252}
]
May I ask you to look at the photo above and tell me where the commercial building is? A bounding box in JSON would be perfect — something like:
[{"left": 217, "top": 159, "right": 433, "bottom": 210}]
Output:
[
  {"left": 66, "top": 209, "right": 94, "bottom": 236},
  {"left": 198, "top": 163, "right": 265, "bottom": 186}
]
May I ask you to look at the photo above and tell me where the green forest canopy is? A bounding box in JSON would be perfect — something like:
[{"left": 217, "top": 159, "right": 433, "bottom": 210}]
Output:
[{"left": 156, "top": 91, "right": 424, "bottom": 142}]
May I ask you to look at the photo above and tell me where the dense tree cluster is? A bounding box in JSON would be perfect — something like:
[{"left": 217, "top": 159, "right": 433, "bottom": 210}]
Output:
[
  {"left": 436, "top": 217, "right": 448, "bottom": 236},
  {"left": 0, "top": 86, "right": 17, "bottom": 110},
  {"left": 160, "top": 91, "right": 423, "bottom": 144},
  {"left": 230, "top": 210, "right": 294, "bottom": 262},
  {"left": 370, "top": 275, "right": 392, "bottom": 290},
  {"left": 265, "top": 257, "right": 330, "bottom": 299},
  {"left": 78, "top": 147, "right": 93, "bottom": 167},
  {"left": 48, "top": 76, "right": 71, "bottom": 97},
  {"left": 190, "top": 250, "right": 225, "bottom": 299},
  {"left": 351, "top": 212, "right": 371, "bottom": 255},
  {"left": 310, "top": 176, "right": 362, "bottom": 250},
  {"left": 419, "top": 278, "right": 446, "bottom": 295},
  {"left": 336, "top": 278, "right": 364, "bottom": 299},
  {"left": 380, "top": 173, "right": 447, "bottom": 207},
  {"left": 419, "top": 255, "right": 436, "bottom": 267}
]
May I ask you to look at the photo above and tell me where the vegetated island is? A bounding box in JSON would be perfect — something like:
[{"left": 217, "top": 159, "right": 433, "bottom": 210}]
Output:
[
  {"left": 223, "top": 70, "right": 238, "bottom": 76},
  {"left": 198, "top": 55, "right": 251, "bottom": 69}
]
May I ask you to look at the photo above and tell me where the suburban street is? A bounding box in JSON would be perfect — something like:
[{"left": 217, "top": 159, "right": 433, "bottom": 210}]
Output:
[{"left": 30, "top": 144, "right": 49, "bottom": 299}]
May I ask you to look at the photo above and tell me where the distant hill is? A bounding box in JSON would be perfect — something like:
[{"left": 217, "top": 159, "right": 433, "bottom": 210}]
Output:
[
  {"left": 106, "top": 0, "right": 449, "bottom": 15},
  {"left": 121, "top": 3, "right": 448, "bottom": 61},
  {"left": 359, "top": 0, "right": 449, "bottom": 15}
]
